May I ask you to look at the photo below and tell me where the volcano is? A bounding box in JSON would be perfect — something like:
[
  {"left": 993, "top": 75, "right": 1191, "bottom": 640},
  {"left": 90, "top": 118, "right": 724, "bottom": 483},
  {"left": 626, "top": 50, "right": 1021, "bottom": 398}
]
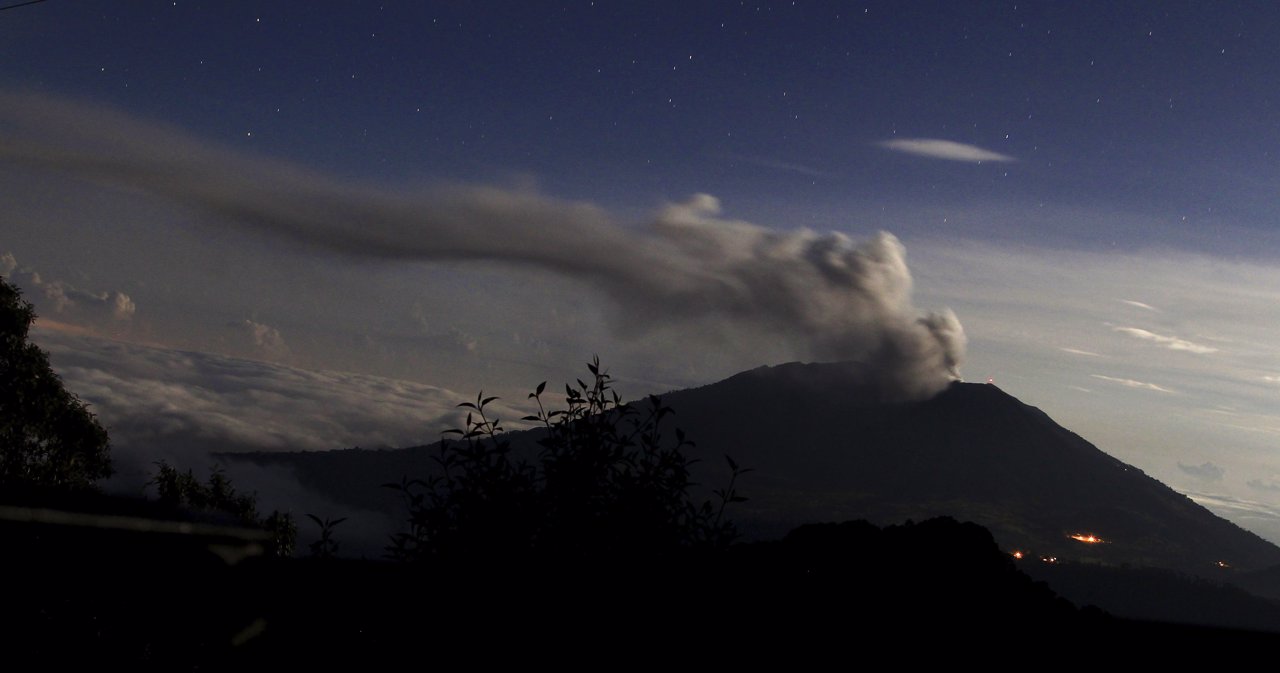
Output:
[
  {"left": 227, "top": 361, "right": 1280, "bottom": 575},
  {"left": 659, "top": 362, "right": 1280, "bottom": 575}
]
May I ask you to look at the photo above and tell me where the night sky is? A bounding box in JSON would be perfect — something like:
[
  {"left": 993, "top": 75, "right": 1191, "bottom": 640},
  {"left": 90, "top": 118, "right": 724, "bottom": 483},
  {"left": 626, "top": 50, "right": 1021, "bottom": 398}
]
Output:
[{"left": 6, "top": 2, "right": 1280, "bottom": 542}]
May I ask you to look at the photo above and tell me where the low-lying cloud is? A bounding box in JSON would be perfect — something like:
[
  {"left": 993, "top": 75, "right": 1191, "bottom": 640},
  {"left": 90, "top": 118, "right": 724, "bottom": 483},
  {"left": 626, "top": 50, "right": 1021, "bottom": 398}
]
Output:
[
  {"left": 36, "top": 330, "right": 524, "bottom": 490},
  {"left": 2, "top": 92, "right": 966, "bottom": 400},
  {"left": 878, "top": 138, "right": 1016, "bottom": 163},
  {"left": 1114, "top": 327, "right": 1217, "bottom": 354}
]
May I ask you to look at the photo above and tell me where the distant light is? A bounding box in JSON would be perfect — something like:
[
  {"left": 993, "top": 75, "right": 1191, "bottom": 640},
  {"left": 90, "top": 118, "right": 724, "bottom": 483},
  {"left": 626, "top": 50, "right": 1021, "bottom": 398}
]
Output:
[
  {"left": 1216, "top": 560, "right": 1232, "bottom": 569},
  {"left": 986, "top": 377, "right": 994, "bottom": 385},
  {"left": 1011, "top": 550, "right": 1024, "bottom": 559},
  {"left": 1069, "top": 533, "right": 1105, "bottom": 544}
]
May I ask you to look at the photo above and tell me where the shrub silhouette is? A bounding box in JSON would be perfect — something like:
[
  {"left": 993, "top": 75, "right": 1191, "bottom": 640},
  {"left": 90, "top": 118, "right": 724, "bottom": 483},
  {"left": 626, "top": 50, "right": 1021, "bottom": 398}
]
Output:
[
  {"left": 305, "top": 514, "right": 346, "bottom": 559},
  {"left": 386, "top": 357, "right": 747, "bottom": 562},
  {"left": 0, "top": 275, "right": 111, "bottom": 491}
]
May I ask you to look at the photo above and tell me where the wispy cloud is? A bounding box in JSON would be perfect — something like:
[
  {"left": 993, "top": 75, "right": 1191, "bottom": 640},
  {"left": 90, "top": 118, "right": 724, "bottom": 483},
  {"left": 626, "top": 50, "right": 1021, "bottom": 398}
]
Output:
[
  {"left": 1186, "top": 491, "right": 1280, "bottom": 521},
  {"left": 1090, "top": 374, "right": 1175, "bottom": 393},
  {"left": 1113, "top": 327, "right": 1218, "bottom": 354},
  {"left": 878, "top": 138, "right": 1016, "bottom": 163},
  {"left": 1060, "top": 347, "right": 1102, "bottom": 357},
  {"left": 725, "top": 153, "right": 831, "bottom": 178},
  {"left": 1119, "top": 299, "right": 1159, "bottom": 312}
]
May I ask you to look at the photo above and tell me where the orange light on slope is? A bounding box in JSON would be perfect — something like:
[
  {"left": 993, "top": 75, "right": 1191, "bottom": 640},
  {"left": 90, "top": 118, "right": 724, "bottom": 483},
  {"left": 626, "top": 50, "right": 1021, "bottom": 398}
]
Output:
[
  {"left": 1069, "top": 533, "right": 1105, "bottom": 544},
  {"left": 1012, "top": 551, "right": 1024, "bottom": 559}
]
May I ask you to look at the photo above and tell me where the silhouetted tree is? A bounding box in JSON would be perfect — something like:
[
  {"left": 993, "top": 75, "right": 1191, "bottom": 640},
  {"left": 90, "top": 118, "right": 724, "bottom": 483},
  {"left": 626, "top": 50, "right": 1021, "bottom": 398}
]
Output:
[
  {"left": 150, "top": 460, "right": 297, "bottom": 557},
  {"left": 0, "top": 275, "right": 111, "bottom": 490}
]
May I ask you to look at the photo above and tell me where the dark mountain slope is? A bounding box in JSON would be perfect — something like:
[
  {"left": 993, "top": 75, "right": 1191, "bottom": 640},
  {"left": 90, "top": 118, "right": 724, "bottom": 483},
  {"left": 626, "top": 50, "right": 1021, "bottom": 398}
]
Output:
[{"left": 660, "top": 362, "right": 1280, "bottom": 574}]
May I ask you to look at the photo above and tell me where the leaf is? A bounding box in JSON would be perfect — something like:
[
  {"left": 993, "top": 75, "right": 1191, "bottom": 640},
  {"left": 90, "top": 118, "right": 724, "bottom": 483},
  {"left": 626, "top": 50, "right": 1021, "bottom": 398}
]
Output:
[
  {"left": 725, "top": 455, "right": 738, "bottom": 471},
  {"left": 481, "top": 396, "right": 500, "bottom": 407},
  {"left": 536, "top": 381, "right": 546, "bottom": 396},
  {"left": 457, "top": 402, "right": 478, "bottom": 410}
]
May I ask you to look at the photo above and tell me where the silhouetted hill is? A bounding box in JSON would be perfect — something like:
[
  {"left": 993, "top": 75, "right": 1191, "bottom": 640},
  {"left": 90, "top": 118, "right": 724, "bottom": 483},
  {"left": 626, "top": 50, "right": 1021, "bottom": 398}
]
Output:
[
  {"left": 1234, "top": 564, "right": 1280, "bottom": 602},
  {"left": 225, "top": 361, "right": 1280, "bottom": 577},
  {"left": 1021, "top": 559, "right": 1280, "bottom": 634}
]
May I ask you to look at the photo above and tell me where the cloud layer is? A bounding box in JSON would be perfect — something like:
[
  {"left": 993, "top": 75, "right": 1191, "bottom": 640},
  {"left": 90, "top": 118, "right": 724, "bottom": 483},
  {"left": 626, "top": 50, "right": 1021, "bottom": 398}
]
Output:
[
  {"left": 36, "top": 331, "right": 523, "bottom": 486},
  {"left": 878, "top": 138, "right": 1016, "bottom": 163},
  {"left": 2, "top": 92, "right": 966, "bottom": 400}
]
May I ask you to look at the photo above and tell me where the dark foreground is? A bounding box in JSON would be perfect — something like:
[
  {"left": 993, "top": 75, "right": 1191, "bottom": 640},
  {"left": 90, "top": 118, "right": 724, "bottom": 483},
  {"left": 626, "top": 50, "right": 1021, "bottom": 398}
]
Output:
[{"left": 4, "top": 499, "right": 1278, "bottom": 669}]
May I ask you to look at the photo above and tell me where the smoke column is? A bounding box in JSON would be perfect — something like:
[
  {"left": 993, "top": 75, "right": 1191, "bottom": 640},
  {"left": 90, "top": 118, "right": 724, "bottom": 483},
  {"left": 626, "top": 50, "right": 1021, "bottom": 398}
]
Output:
[{"left": 0, "top": 92, "right": 966, "bottom": 399}]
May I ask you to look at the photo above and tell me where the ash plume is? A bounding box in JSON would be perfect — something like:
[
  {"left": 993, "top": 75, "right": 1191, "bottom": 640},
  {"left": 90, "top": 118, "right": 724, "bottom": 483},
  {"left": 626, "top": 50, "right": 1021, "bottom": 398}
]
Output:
[{"left": 0, "top": 92, "right": 966, "bottom": 399}]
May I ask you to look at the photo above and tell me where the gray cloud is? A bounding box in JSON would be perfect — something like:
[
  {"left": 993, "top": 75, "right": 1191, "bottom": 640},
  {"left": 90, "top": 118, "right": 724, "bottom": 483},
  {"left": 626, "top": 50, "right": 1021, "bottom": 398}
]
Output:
[
  {"left": 1, "top": 92, "right": 966, "bottom": 400},
  {"left": 1114, "top": 327, "right": 1217, "bottom": 354},
  {"left": 231, "top": 319, "right": 292, "bottom": 361},
  {"left": 1177, "top": 461, "right": 1224, "bottom": 481},
  {"left": 1247, "top": 479, "right": 1280, "bottom": 493},
  {"left": 0, "top": 250, "right": 135, "bottom": 321},
  {"left": 878, "top": 138, "right": 1016, "bottom": 163}
]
